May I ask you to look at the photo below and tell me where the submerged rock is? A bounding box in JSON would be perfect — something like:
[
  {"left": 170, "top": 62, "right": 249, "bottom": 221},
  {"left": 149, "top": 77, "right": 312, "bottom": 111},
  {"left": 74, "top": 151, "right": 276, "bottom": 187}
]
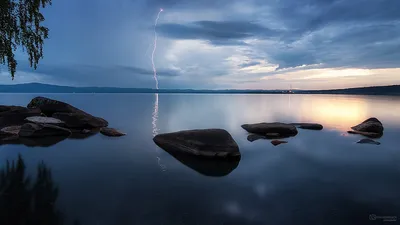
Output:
[
  {"left": 19, "top": 123, "right": 71, "bottom": 138},
  {"left": 25, "top": 116, "right": 65, "bottom": 126},
  {"left": 350, "top": 118, "right": 383, "bottom": 135},
  {"left": 100, "top": 127, "right": 126, "bottom": 137},
  {"left": 241, "top": 123, "right": 298, "bottom": 137},
  {"left": 271, "top": 140, "right": 288, "bottom": 146},
  {"left": 27, "top": 97, "right": 108, "bottom": 128},
  {"left": 291, "top": 123, "right": 323, "bottom": 130},
  {"left": 153, "top": 129, "right": 240, "bottom": 159},
  {"left": 357, "top": 139, "right": 381, "bottom": 145}
]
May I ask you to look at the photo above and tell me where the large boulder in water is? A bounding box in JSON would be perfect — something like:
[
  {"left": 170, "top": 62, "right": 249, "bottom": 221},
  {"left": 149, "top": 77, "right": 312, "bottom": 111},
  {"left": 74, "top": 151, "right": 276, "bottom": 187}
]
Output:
[
  {"left": 241, "top": 122, "right": 298, "bottom": 137},
  {"left": 351, "top": 118, "right": 384, "bottom": 134},
  {"left": 19, "top": 123, "right": 71, "bottom": 138},
  {"left": 0, "top": 106, "right": 41, "bottom": 128},
  {"left": 27, "top": 97, "right": 108, "bottom": 128},
  {"left": 153, "top": 129, "right": 240, "bottom": 159},
  {"left": 348, "top": 118, "right": 383, "bottom": 138}
]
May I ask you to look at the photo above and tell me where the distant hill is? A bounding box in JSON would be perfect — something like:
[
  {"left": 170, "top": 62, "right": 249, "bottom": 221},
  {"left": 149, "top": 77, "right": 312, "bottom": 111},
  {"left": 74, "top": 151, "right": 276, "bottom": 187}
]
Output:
[
  {"left": 0, "top": 83, "right": 283, "bottom": 94},
  {"left": 0, "top": 83, "right": 399, "bottom": 95},
  {"left": 300, "top": 85, "right": 400, "bottom": 96}
]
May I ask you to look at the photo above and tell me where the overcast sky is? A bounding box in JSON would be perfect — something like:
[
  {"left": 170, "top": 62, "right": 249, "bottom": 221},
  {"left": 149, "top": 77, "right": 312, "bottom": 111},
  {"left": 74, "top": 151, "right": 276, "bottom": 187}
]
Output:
[{"left": 1, "top": 0, "right": 400, "bottom": 89}]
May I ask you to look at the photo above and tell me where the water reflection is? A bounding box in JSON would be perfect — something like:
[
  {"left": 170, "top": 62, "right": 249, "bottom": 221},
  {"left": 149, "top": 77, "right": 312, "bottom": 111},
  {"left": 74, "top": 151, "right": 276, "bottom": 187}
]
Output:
[
  {"left": 152, "top": 93, "right": 166, "bottom": 172},
  {"left": 152, "top": 94, "right": 159, "bottom": 137},
  {"left": 0, "top": 155, "right": 80, "bottom": 225},
  {"left": 298, "top": 96, "right": 368, "bottom": 130},
  {"left": 0, "top": 136, "right": 68, "bottom": 147},
  {"left": 166, "top": 152, "right": 240, "bottom": 177},
  {"left": 163, "top": 95, "right": 400, "bottom": 134}
]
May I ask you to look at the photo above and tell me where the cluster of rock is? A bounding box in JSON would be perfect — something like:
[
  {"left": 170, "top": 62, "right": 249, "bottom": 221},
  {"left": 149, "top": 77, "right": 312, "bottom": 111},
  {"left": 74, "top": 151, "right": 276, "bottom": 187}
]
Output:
[
  {"left": 0, "top": 97, "right": 125, "bottom": 146},
  {"left": 153, "top": 117, "right": 384, "bottom": 162},
  {"left": 242, "top": 122, "right": 323, "bottom": 146},
  {"left": 152, "top": 122, "right": 324, "bottom": 161}
]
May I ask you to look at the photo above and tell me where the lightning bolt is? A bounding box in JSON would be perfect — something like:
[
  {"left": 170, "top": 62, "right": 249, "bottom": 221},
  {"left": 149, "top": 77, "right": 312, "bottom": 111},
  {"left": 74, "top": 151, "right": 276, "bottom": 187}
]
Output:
[{"left": 151, "top": 8, "right": 163, "bottom": 90}]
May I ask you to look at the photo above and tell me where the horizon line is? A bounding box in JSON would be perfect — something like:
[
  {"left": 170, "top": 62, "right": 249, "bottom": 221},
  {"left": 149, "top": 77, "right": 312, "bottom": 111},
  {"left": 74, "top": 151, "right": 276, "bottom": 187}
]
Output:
[{"left": 2, "top": 82, "right": 400, "bottom": 92}]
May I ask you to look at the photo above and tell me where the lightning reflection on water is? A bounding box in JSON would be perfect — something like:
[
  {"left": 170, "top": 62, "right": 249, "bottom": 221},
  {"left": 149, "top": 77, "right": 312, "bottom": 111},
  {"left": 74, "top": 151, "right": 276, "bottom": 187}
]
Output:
[{"left": 152, "top": 93, "right": 167, "bottom": 172}]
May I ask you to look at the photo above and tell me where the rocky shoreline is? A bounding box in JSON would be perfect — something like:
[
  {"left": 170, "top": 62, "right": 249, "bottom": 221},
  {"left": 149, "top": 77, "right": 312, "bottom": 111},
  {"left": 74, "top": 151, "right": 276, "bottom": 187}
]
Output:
[
  {"left": 1, "top": 97, "right": 384, "bottom": 160},
  {"left": 0, "top": 97, "right": 125, "bottom": 146}
]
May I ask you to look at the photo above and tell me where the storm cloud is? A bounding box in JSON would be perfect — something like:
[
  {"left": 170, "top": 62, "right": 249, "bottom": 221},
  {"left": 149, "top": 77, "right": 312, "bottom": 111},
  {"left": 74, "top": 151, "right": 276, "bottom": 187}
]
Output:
[{"left": 4, "top": 0, "right": 400, "bottom": 89}]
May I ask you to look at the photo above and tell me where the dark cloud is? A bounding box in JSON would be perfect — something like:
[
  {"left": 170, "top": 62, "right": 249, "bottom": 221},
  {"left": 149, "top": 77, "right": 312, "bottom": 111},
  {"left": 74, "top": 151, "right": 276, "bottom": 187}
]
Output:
[
  {"left": 208, "top": 40, "right": 249, "bottom": 46},
  {"left": 18, "top": 63, "right": 179, "bottom": 78},
  {"left": 153, "top": 0, "right": 400, "bottom": 71},
  {"left": 157, "top": 20, "right": 279, "bottom": 41},
  {"left": 6, "top": 0, "right": 400, "bottom": 88}
]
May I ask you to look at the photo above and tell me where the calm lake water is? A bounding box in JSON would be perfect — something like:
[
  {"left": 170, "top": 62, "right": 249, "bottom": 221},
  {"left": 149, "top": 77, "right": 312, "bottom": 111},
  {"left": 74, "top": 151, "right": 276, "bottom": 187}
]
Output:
[{"left": 1, "top": 94, "right": 400, "bottom": 225}]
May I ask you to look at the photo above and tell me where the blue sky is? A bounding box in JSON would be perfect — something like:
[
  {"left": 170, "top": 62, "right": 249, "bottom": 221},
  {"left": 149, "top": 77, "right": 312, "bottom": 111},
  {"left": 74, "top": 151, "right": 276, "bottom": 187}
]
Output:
[{"left": 1, "top": 0, "right": 400, "bottom": 89}]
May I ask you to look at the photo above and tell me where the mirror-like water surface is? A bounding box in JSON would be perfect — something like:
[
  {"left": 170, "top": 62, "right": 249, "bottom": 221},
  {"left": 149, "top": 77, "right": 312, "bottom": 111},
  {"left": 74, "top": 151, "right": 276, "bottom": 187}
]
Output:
[{"left": 1, "top": 94, "right": 399, "bottom": 225}]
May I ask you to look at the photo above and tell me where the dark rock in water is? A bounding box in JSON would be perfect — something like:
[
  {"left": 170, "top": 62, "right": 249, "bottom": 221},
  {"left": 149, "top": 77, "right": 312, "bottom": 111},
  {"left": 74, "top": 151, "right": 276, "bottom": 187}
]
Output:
[
  {"left": 291, "top": 123, "right": 323, "bottom": 130},
  {"left": 247, "top": 134, "right": 266, "bottom": 142},
  {"left": 271, "top": 140, "right": 288, "bottom": 146},
  {"left": 351, "top": 117, "right": 383, "bottom": 135},
  {"left": 241, "top": 123, "right": 298, "bottom": 137},
  {"left": 52, "top": 112, "right": 108, "bottom": 129},
  {"left": 167, "top": 152, "right": 240, "bottom": 177},
  {"left": 25, "top": 116, "right": 65, "bottom": 126},
  {"left": 19, "top": 123, "right": 71, "bottom": 138},
  {"left": 153, "top": 129, "right": 240, "bottom": 159},
  {"left": 100, "top": 127, "right": 126, "bottom": 137},
  {"left": 357, "top": 139, "right": 381, "bottom": 145},
  {"left": 0, "top": 106, "right": 41, "bottom": 128},
  {"left": 27, "top": 97, "right": 108, "bottom": 128},
  {"left": 347, "top": 130, "right": 382, "bottom": 138}
]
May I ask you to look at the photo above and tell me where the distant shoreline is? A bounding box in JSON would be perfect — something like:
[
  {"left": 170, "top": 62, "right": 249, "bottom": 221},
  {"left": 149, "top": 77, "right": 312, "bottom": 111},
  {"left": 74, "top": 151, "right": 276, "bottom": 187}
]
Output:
[{"left": 0, "top": 83, "right": 399, "bottom": 96}]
